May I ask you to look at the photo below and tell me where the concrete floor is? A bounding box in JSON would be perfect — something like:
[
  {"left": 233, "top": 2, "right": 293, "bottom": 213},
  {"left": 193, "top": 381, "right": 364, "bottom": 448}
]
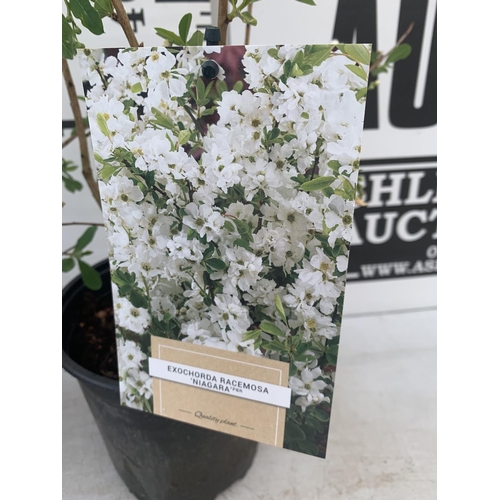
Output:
[{"left": 62, "top": 306, "right": 436, "bottom": 500}]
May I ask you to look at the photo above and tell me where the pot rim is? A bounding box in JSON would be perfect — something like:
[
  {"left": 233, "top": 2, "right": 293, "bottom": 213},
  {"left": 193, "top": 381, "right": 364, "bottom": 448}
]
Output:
[{"left": 62, "top": 259, "right": 118, "bottom": 393}]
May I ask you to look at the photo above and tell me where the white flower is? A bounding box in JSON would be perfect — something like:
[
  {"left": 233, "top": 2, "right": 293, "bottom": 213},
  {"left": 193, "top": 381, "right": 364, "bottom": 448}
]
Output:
[
  {"left": 183, "top": 202, "right": 224, "bottom": 242},
  {"left": 181, "top": 318, "right": 215, "bottom": 344},
  {"left": 290, "top": 367, "right": 327, "bottom": 399},
  {"left": 118, "top": 339, "right": 147, "bottom": 371},
  {"left": 114, "top": 297, "right": 150, "bottom": 335},
  {"left": 326, "top": 196, "right": 355, "bottom": 243},
  {"left": 291, "top": 365, "right": 331, "bottom": 411},
  {"left": 125, "top": 368, "right": 153, "bottom": 399},
  {"left": 225, "top": 247, "right": 263, "bottom": 292},
  {"left": 208, "top": 294, "right": 251, "bottom": 334}
]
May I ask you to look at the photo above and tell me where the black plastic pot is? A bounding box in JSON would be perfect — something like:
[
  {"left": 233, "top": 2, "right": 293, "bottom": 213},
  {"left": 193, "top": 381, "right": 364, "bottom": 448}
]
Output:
[{"left": 62, "top": 260, "right": 258, "bottom": 500}]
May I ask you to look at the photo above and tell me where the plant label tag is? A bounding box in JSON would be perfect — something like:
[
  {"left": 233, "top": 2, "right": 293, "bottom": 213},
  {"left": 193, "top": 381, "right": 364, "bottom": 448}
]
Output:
[
  {"left": 79, "top": 42, "right": 371, "bottom": 458},
  {"left": 150, "top": 336, "right": 289, "bottom": 446}
]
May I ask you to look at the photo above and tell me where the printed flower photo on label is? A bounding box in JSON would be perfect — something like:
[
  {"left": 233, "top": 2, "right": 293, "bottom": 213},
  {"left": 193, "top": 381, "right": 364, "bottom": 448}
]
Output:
[{"left": 80, "top": 43, "right": 370, "bottom": 458}]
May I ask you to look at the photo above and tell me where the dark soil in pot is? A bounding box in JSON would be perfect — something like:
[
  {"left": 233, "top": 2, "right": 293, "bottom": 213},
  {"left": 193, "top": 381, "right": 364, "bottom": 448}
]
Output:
[{"left": 62, "top": 260, "right": 258, "bottom": 500}]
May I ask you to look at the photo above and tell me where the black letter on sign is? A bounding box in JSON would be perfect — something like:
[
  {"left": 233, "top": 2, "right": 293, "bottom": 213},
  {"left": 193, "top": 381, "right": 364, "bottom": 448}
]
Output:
[
  {"left": 389, "top": 0, "right": 437, "bottom": 128},
  {"left": 332, "top": 0, "right": 378, "bottom": 129}
]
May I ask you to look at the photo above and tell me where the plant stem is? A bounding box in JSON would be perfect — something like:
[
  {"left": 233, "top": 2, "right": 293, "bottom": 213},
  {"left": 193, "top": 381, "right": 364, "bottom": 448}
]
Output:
[
  {"left": 62, "top": 58, "right": 101, "bottom": 207},
  {"left": 62, "top": 245, "right": 76, "bottom": 255},
  {"left": 218, "top": 0, "right": 229, "bottom": 45},
  {"left": 62, "top": 130, "right": 89, "bottom": 149},
  {"left": 244, "top": 3, "right": 253, "bottom": 45},
  {"left": 111, "top": 0, "right": 140, "bottom": 47},
  {"left": 369, "top": 22, "right": 414, "bottom": 73},
  {"left": 183, "top": 105, "right": 204, "bottom": 134}
]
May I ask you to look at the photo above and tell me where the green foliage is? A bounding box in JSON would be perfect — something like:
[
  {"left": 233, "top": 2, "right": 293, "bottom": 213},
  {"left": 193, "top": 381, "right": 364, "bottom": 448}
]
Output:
[
  {"left": 62, "top": 225, "right": 102, "bottom": 290},
  {"left": 112, "top": 269, "right": 149, "bottom": 309},
  {"left": 370, "top": 43, "right": 412, "bottom": 79},
  {"left": 300, "top": 176, "right": 336, "bottom": 192},
  {"left": 69, "top": 0, "right": 104, "bottom": 35},
  {"left": 260, "top": 320, "right": 284, "bottom": 337},
  {"left": 346, "top": 63, "right": 368, "bottom": 81},
  {"left": 62, "top": 0, "right": 110, "bottom": 59},
  {"left": 62, "top": 159, "right": 83, "bottom": 193},
  {"left": 78, "top": 260, "right": 103, "bottom": 290},
  {"left": 150, "top": 312, "right": 181, "bottom": 339},
  {"left": 93, "top": 0, "right": 113, "bottom": 17},
  {"left": 386, "top": 43, "right": 412, "bottom": 64},
  {"left": 338, "top": 43, "right": 371, "bottom": 65},
  {"left": 284, "top": 401, "right": 331, "bottom": 457},
  {"left": 155, "top": 13, "right": 204, "bottom": 46},
  {"left": 75, "top": 226, "right": 98, "bottom": 251},
  {"left": 275, "top": 294, "right": 287, "bottom": 325}
]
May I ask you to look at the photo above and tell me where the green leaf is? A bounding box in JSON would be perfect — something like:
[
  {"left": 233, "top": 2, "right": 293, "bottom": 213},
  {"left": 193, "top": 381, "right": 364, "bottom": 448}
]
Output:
[
  {"left": 260, "top": 321, "right": 284, "bottom": 337},
  {"left": 187, "top": 30, "right": 204, "bottom": 46},
  {"left": 240, "top": 11, "right": 257, "bottom": 26},
  {"left": 216, "top": 79, "right": 228, "bottom": 95},
  {"left": 327, "top": 159, "right": 342, "bottom": 174},
  {"left": 93, "top": 0, "right": 113, "bottom": 17},
  {"left": 96, "top": 113, "right": 111, "bottom": 139},
  {"left": 233, "top": 238, "right": 252, "bottom": 251},
  {"left": 342, "top": 44, "right": 371, "bottom": 65},
  {"left": 196, "top": 77, "right": 206, "bottom": 100},
  {"left": 300, "top": 176, "right": 336, "bottom": 191},
  {"left": 233, "top": 219, "right": 253, "bottom": 240},
  {"left": 62, "top": 258, "right": 75, "bottom": 272},
  {"left": 267, "top": 48, "right": 279, "bottom": 59},
  {"left": 296, "top": 0, "right": 316, "bottom": 5},
  {"left": 150, "top": 107, "right": 176, "bottom": 130},
  {"left": 342, "top": 176, "right": 356, "bottom": 198},
  {"left": 69, "top": 0, "right": 104, "bottom": 35},
  {"left": 178, "top": 129, "right": 191, "bottom": 146},
  {"left": 304, "top": 45, "right": 332, "bottom": 67},
  {"left": 205, "top": 258, "right": 227, "bottom": 271},
  {"left": 75, "top": 226, "right": 98, "bottom": 252},
  {"left": 355, "top": 87, "right": 368, "bottom": 100},
  {"left": 99, "top": 164, "right": 120, "bottom": 182},
  {"left": 62, "top": 15, "right": 76, "bottom": 59},
  {"left": 275, "top": 294, "right": 287, "bottom": 325},
  {"left": 178, "top": 13, "right": 192, "bottom": 44},
  {"left": 223, "top": 220, "right": 235, "bottom": 232},
  {"left": 112, "top": 269, "right": 135, "bottom": 287},
  {"left": 307, "top": 416, "right": 324, "bottom": 433},
  {"left": 78, "top": 260, "right": 103, "bottom": 290},
  {"left": 129, "top": 289, "right": 149, "bottom": 309},
  {"left": 286, "top": 420, "right": 306, "bottom": 441},
  {"left": 294, "top": 353, "right": 316, "bottom": 363},
  {"left": 233, "top": 80, "right": 244, "bottom": 93},
  {"left": 130, "top": 82, "right": 142, "bottom": 93},
  {"left": 326, "top": 353, "right": 338, "bottom": 365},
  {"left": 154, "top": 27, "right": 184, "bottom": 47},
  {"left": 386, "top": 43, "right": 412, "bottom": 64},
  {"left": 261, "top": 340, "right": 287, "bottom": 352},
  {"left": 327, "top": 344, "right": 339, "bottom": 356},
  {"left": 62, "top": 177, "right": 83, "bottom": 192},
  {"left": 291, "top": 63, "right": 303, "bottom": 77},
  {"left": 311, "top": 408, "right": 330, "bottom": 422},
  {"left": 346, "top": 64, "right": 368, "bottom": 81},
  {"left": 243, "top": 329, "right": 262, "bottom": 342}
]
